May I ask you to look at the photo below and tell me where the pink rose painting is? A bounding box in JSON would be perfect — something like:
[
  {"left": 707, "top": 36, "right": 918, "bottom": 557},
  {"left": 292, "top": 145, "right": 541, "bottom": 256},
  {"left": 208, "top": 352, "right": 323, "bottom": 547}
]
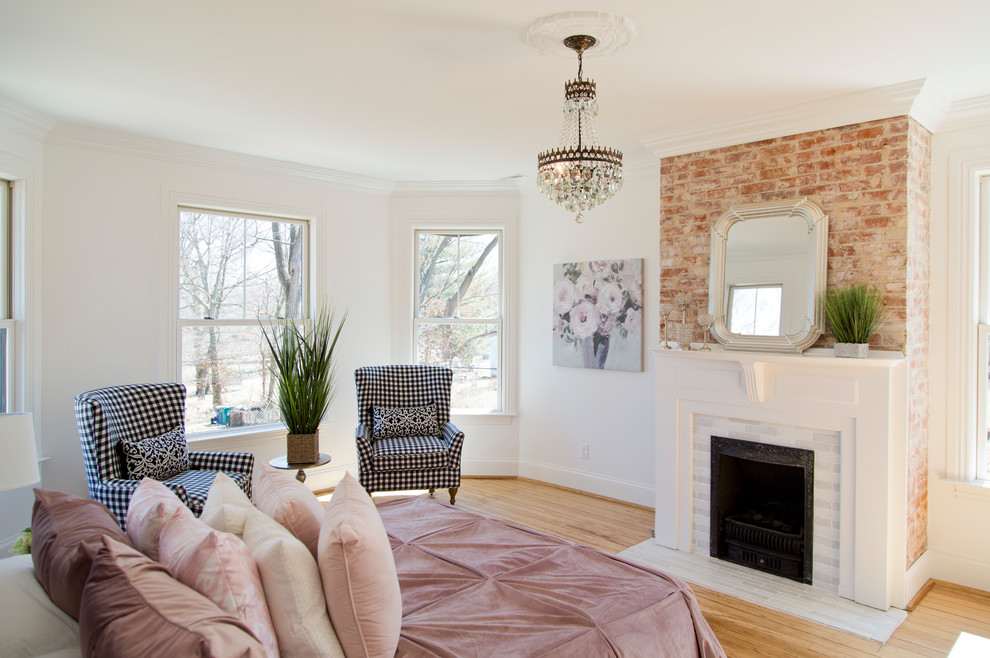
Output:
[{"left": 552, "top": 258, "right": 644, "bottom": 371}]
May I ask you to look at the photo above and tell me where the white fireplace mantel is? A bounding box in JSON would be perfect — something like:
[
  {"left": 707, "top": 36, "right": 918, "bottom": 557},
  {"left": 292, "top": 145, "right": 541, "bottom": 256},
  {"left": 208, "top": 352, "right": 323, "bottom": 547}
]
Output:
[{"left": 652, "top": 346, "right": 910, "bottom": 610}]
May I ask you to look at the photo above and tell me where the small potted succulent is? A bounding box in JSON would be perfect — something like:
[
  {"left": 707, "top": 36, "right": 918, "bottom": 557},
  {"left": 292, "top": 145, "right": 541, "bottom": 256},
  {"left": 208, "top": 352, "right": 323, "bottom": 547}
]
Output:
[{"left": 821, "top": 284, "right": 886, "bottom": 358}]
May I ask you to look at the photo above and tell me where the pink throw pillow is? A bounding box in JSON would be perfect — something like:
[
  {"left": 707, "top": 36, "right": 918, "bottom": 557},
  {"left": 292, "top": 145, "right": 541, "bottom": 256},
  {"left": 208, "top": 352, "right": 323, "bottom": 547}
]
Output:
[
  {"left": 80, "top": 536, "right": 266, "bottom": 658},
  {"left": 125, "top": 478, "right": 194, "bottom": 561},
  {"left": 31, "top": 489, "right": 134, "bottom": 620},
  {"left": 158, "top": 511, "right": 279, "bottom": 658},
  {"left": 318, "top": 472, "right": 402, "bottom": 658},
  {"left": 254, "top": 464, "right": 324, "bottom": 557}
]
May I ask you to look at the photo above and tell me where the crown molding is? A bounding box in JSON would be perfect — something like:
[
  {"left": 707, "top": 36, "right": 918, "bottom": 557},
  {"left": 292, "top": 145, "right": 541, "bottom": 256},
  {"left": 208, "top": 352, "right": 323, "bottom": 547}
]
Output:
[
  {"left": 937, "top": 95, "right": 990, "bottom": 134},
  {"left": 623, "top": 155, "right": 660, "bottom": 181},
  {"left": 45, "top": 123, "right": 396, "bottom": 193},
  {"left": 0, "top": 98, "right": 55, "bottom": 142},
  {"left": 391, "top": 180, "right": 523, "bottom": 196},
  {"left": 643, "top": 79, "right": 949, "bottom": 159}
]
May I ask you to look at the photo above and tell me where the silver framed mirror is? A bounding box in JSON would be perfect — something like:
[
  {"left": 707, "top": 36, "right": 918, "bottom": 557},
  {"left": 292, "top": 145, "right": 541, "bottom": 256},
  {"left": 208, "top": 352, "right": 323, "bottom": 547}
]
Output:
[{"left": 709, "top": 198, "right": 828, "bottom": 353}]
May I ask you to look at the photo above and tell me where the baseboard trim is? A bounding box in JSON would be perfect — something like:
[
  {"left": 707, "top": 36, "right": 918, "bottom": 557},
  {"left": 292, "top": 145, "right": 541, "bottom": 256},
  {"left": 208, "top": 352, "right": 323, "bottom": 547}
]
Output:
[
  {"left": 518, "top": 460, "right": 654, "bottom": 507},
  {"left": 926, "top": 549, "right": 990, "bottom": 594},
  {"left": 903, "top": 551, "right": 933, "bottom": 609},
  {"left": 462, "top": 459, "right": 519, "bottom": 477}
]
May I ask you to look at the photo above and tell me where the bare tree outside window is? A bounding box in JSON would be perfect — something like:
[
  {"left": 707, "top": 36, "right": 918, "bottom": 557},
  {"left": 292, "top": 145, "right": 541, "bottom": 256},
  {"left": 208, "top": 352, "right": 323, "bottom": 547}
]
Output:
[
  {"left": 178, "top": 208, "right": 306, "bottom": 433},
  {"left": 415, "top": 232, "right": 501, "bottom": 411}
]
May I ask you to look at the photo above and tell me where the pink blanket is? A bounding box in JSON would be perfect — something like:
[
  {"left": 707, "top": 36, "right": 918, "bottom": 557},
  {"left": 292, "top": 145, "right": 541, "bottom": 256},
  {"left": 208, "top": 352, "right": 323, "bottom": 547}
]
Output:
[{"left": 377, "top": 497, "right": 725, "bottom": 657}]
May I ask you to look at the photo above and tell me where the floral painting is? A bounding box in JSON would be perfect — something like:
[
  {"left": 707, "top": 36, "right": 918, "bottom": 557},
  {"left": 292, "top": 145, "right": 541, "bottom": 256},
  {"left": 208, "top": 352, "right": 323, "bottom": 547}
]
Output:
[{"left": 553, "top": 259, "right": 643, "bottom": 371}]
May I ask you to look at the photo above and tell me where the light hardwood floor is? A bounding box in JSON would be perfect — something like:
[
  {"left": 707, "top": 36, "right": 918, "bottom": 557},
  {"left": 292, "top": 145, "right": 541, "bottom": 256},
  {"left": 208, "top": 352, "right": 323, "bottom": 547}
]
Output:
[{"left": 363, "top": 477, "right": 990, "bottom": 658}]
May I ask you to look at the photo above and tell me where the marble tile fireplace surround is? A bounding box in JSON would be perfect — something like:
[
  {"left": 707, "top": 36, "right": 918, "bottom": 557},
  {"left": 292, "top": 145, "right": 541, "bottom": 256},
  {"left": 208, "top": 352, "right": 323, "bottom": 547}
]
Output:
[{"left": 653, "top": 348, "right": 912, "bottom": 611}]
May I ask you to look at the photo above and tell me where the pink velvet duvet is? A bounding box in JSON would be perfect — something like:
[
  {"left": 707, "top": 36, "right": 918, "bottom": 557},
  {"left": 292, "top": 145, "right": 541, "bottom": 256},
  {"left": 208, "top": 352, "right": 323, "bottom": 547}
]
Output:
[{"left": 377, "top": 497, "right": 725, "bottom": 657}]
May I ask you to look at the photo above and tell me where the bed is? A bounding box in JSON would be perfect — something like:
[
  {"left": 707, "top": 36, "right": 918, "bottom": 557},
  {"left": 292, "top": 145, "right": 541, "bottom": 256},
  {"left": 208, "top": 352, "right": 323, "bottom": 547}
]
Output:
[{"left": 377, "top": 497, "right": 725, "bottom": 657}]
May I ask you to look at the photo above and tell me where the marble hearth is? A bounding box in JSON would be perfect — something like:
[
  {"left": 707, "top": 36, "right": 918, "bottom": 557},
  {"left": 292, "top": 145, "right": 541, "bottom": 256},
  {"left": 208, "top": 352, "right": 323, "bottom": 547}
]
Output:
[{"left": 653, "top": 347, "right": 914, "bottom": 610}]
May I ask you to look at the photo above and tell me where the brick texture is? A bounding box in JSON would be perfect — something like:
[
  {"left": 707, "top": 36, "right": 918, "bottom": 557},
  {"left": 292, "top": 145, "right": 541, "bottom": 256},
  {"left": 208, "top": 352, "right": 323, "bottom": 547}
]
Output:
[{"left": 658, "top": 116, "right": 931, "bottom": 567}]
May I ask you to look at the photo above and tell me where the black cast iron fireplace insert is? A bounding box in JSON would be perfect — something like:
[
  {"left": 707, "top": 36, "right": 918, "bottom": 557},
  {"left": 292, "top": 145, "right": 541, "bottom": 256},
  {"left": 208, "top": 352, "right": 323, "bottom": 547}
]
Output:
[{"left": 709, "top": 436, "right": 815, "bottom": 585}]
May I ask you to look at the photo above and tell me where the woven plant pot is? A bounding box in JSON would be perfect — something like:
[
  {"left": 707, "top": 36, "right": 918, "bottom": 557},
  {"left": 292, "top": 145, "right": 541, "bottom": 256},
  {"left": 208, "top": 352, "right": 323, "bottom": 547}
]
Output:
[
  {"left": 287, "top": 430, "right": 319, "bottom": 464},
  {"left": 834, "top": 342, "right": 869, "bottom": 358}
]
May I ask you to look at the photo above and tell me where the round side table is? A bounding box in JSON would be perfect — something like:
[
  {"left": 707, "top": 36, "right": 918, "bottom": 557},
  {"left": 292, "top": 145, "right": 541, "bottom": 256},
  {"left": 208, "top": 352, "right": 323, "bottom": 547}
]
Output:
[{"left": 269, "top": 453, "right": 331, "bottom": 483}]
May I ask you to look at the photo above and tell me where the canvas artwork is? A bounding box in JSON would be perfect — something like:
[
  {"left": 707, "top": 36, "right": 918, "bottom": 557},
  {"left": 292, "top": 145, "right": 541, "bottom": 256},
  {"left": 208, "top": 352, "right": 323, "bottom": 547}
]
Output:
[{"left": 553, "top": 259, "right": 644, "bottom": 371}]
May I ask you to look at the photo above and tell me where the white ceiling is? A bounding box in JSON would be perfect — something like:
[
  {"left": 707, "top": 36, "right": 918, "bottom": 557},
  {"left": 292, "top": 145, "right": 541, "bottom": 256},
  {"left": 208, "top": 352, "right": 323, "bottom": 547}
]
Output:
[{"left": 1, "top": 1, "right": 989, "bottom": 182}]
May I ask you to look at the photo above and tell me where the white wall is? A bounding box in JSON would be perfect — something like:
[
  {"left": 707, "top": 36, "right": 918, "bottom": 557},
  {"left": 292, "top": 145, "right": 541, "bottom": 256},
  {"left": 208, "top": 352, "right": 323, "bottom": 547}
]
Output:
[
  {"left": 517, "top": 172, "right": 661, "bottom": 506},
  {"left": 928, "top": 117, "right": 990, "bottom": 592},
  {"left": 37, "top": 125, "right": 393, "bottom": 500}
]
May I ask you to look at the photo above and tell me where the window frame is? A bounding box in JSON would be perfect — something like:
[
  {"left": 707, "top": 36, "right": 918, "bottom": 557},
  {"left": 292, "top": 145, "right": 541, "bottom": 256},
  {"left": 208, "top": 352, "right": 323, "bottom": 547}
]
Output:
[
  {"left": 945, "top": 153, "right": 990, "bottom": 485},
  {"left": 976, "top": 175, "right": 990, "bottom": 480},
  {"left": 393, "top": 214, "right": 516, "bottom": 419},
  {"left": 413, "top": 229, "right": 503, "bottom": 413},
  {"left": 164, "top": 193, "right": 321, "bottom": 441},
  {"left": 0, "top": 178, "right": 11, "bottom": 412}
]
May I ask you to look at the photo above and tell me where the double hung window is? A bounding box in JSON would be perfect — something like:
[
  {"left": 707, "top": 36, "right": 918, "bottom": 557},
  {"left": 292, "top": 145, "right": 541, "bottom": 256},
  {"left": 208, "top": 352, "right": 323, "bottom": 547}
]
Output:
[
  {"left": 177, "top": 207, "right": 308, "bottom": 434},
  {"left": 414, "top": 231, "right": 502, "bottom": 412}
]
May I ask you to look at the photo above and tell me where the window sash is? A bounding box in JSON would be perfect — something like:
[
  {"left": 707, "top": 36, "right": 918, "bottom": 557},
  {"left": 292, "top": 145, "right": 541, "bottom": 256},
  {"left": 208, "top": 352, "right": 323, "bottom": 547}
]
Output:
[
  {"left": 1, "top": 179, "right": 9, "bottom": 320},
  {"left": 177, "top": 207, "right": 309, "bottom": 322}
]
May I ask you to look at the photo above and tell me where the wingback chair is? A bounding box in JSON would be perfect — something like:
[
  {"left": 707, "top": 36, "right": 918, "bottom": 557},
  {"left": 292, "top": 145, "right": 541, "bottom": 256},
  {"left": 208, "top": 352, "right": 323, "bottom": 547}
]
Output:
[
  {"left": 75, "top": 383, "right": 255, "bottom": 529},
  {"left": 354, "top": 365, "right": 465, "bottom": 503}
]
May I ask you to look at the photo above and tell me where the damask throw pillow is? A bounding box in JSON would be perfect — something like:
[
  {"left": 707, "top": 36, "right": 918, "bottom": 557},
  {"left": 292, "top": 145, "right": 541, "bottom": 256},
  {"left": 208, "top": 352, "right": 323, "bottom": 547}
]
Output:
[
  {"left": 372, "top": 402, "right": 441, "bottom": 438},
  {"left": 122, "top": 425, "right": 190, "bottom": 480}
]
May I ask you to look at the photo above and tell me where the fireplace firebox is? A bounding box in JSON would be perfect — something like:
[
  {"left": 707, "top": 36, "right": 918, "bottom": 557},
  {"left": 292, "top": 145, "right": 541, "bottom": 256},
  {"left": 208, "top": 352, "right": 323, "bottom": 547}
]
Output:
[{"left": 710, "top": 436, "right": 815, "bottom": 584}]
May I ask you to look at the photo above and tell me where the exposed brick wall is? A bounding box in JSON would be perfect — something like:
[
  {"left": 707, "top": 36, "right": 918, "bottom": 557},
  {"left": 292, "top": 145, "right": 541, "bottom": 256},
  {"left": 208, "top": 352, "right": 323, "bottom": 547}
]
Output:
[
  {"left": 658, "top": 116, "right": 931, "bottom": 568},
  {"left": 905, "top": 120, "right": 931, "bottom": 566}
]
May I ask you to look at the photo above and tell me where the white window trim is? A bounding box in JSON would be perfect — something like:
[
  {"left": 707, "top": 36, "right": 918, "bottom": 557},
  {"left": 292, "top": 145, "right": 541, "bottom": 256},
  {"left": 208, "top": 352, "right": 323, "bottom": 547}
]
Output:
[
  {"left": 0, "top": 159, "right": 39, "bottom": 419},
  {"left": 161, "top": 190, "right": 324, "bottom": 442},
  {"left": 392, "top": 214, "right": 517, "bottom": 418},
  {"left": 945, "top": 153, "right": 990, "bottom": 482}
]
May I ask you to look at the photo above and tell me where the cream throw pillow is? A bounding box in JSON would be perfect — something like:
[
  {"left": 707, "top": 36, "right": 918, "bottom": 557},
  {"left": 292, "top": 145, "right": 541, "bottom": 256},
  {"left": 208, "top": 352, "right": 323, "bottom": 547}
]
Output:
[
  {"left": 318, "top": 472, "right": 402, "bottom": 658},
  {"left": 202, "top": 473, "right": 344, "bottom": 658},
  {"left": 254, "top": 464, "right": 324, "bottom": 557}
]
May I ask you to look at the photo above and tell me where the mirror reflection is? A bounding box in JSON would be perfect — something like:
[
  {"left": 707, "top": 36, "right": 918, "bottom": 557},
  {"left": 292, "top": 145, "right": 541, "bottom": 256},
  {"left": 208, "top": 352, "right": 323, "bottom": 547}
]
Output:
[{"left": 723, "top": 216, "right": 811, "bottom": 337}]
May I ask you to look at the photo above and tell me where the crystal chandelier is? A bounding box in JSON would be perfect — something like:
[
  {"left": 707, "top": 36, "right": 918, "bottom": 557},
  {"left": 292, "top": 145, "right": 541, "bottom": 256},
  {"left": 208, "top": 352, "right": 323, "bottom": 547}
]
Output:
[{"left": 537, "top": 35, "right": 623, "bottom": 224}]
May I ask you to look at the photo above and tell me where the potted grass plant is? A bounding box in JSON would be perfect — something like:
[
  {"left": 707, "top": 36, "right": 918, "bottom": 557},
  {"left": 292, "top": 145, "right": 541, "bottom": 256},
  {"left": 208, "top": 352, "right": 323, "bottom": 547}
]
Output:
[
  {"left": 262, "top": 307, "right": 346, "bottom": 464},
  {"left": 821, "top": 284, "right": 886, "bottom": 358}
]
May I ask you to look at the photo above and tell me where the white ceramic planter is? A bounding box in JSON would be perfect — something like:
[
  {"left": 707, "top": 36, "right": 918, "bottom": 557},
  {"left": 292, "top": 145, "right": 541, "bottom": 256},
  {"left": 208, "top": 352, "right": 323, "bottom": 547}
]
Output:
[{"left": 834, "top": 342, "right": 869, "bottom": 358}]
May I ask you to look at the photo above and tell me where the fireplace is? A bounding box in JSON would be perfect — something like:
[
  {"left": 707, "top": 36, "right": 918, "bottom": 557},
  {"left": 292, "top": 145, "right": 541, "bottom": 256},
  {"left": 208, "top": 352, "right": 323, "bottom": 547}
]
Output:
[
  {"left": 654, "top": 348, "right": 913, "bottom": 609},
  {"left": 709, "top": 436, "right": 815, "bottom": 584}
]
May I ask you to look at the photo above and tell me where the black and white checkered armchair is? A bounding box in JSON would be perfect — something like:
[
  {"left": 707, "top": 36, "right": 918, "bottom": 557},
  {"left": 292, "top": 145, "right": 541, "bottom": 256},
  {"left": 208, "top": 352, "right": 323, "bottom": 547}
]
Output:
[
  {"left": 355, "top": 366, "right": 464, "bottom": 504},
  {"left": 75, "top": 383, "right": 254, "bottom": 529}
]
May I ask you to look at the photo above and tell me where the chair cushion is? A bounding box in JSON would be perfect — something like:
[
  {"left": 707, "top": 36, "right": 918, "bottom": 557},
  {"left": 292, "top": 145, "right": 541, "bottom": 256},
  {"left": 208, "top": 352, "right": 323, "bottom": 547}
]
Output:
[
  {"left": 31, "top": 489, "right": 134, "bottom": 621},
  {"left": 372, "top": 403, "right": 440, "bottom": 438},
  {"left": 254, "top": 464, "right": 324, "bottom": 558},
  {"left": 80, "top": 536, "right": 266, "bottom": 658},
  {"left": 372, "top": 436, "right": 449, "bottom": 471},
  {"left": 162, "top": 469, "right": 252, "bottom": 517},
  {"left": 121, "top": 425, "right": 189, "bottom": 480},
  {"left": 318, "top": 472, "right": 401, "bottom": 658}
]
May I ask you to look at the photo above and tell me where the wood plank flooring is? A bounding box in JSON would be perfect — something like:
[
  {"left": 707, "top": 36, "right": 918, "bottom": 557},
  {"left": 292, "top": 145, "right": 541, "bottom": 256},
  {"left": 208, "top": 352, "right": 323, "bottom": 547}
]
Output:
[{"left": 361, "top": 477, "right": 990, "bottom": 658}]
